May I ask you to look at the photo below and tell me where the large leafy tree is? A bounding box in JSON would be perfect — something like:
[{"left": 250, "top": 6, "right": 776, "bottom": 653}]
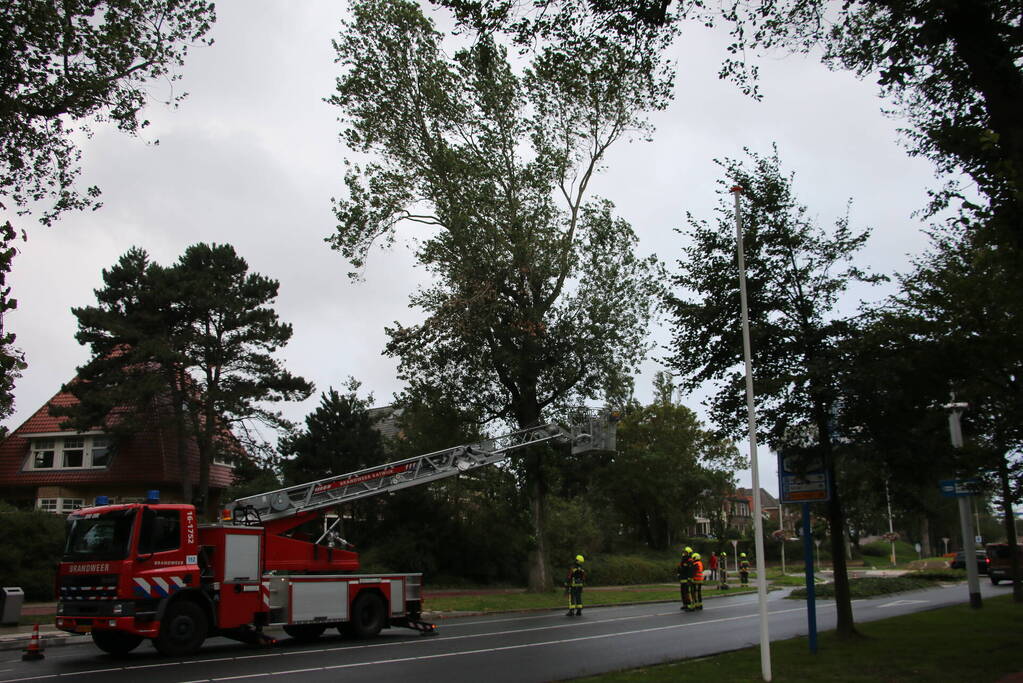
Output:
[
  {"left": 718, "top": 1, "right": 1023, "bottom": 249},
  {"left": 328, "top": 0, "right": 663, "bottom": 590},
  {"left": 1, "top": 0, "right": 215, "bottom": 429},
  {"left": 55, "top": 247, "right": 197, "bottom": 499},
  {"left": 664, "top": 148, "right": 884, "bottom": 637},
  {"left": 1, "top": 0, "right": 215, "bottom": 225},
  {"left": 59, "top": 244, "right": 313, "bottom": 515},
  {"left": 853, "top": 222, "right": 1023, "bottom": 600}
]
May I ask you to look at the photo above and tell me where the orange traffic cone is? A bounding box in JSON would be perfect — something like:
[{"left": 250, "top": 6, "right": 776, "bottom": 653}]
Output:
[{"left": 22, "top": 623, "right": 45, "bottom": 661}]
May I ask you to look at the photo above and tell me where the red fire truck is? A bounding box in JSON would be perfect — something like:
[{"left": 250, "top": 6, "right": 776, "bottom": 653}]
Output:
[{"left": 55, "top": 414, "right": 615, "bottom": 656}]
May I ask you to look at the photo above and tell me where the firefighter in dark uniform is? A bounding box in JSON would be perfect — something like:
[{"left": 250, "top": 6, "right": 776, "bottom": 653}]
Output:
[
  {"left": 676, "top": 546, "right": 694, "bottom": 611},
  {"left": 719, "top": 551, "right": 729, "bottom": 590},
  {"left": 565, "top": 555, "right": 586, "bottom": 616},
  {"left": 690, "top": 553, "right": 705, "bottom": 610},
  {"left": 739, "top": 552, "right": 750, "bottom": 586}
]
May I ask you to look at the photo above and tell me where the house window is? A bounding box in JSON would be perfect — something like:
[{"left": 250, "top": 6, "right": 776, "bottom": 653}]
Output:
[
  {"left": 32, "top": 440, "right": 55, "bottom": 468},
  {"left": 62, "top": 438, "right": 85, "bottom": 468},
  {"left": 37, "top": 497, "right": 85, "bottom": 514},
  {"left": 26, "top": 435, "right": 114, "bottom": 470},
  {"left": 90, "top": 438, "right": 112, "bottom": 467}
]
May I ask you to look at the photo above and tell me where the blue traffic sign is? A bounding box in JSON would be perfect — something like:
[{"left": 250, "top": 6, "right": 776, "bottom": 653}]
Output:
[
  {"left": 939, "top": 478, "right": 981, "bottom": 497},
  {"left": 778, "top": 454, "right": 830, "bottom": 503}
]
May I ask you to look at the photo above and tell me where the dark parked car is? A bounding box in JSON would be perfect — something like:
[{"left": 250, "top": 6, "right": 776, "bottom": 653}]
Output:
[
  {"left": 949, "top": 550, "right": 990, "bottom": 574},
  {"left": 986, "top": 544, "right": 1022, "bottom": 585}
]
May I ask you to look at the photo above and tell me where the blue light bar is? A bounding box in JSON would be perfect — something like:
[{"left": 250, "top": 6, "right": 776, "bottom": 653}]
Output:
[
  {"left": 145, "top": 490, "right": 160, "bottom": 503},
  {"left": 94, "top": 495, "right": 110, "bottom": 506}
]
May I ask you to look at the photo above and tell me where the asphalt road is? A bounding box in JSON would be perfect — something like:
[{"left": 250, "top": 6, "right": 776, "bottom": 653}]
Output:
[{"left": 0, "top": 581, "right": 1012, "bottom": 683}]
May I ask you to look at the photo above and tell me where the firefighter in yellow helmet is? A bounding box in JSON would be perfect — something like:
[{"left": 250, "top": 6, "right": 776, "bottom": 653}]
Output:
[
  {"left": 718, "top": 551, "right": 729, "bottom": 590},
  {"left": 565, "top": 555, "right": 586, "bottom": 616},
  {"left": 676, "top": 546, "right": 694, "bottom": 611},
  {"left": 739, "top": 552, "right": 750, "bottom": 586},
  {"left": 690, "top": 553, "right": 705, "bottom": 610}
]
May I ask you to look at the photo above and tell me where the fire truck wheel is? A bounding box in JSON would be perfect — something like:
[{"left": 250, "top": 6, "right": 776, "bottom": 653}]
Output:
[
  {"left": 154, "top": 600, "right": 208, "bottom": 656},
  {"left": 283, "top": 624, "right": 328, "bottom": 642},
  {"left": 344, "top": 593, "right": 386, "bottom": 639},
  {"left": 91, "top": 630, "right": 144, "bottom": 656}
]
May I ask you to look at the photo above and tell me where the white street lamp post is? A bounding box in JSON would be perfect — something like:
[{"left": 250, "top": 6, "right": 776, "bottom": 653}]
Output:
[{"left": 731, "top": 186, "right": 771, "bottom": 682}]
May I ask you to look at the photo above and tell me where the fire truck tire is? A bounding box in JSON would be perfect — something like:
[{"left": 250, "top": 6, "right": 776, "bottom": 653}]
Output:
[
  {"left": 343, "top": 593, "right": 386, "bottom": 639},
  {"left": 154, "top": 600, "right": 208, "bottom": 656},
  {"left": 283, "top": 623, "right": 327, "bottom": 641},
  {"left": 91, "top": 630, "right": 144, "bottom": 656}
]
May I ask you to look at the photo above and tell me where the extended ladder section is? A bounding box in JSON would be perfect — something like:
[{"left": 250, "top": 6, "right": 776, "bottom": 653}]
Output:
[{"left": 227, "top": 416, "right": 614, "bottom": 524}]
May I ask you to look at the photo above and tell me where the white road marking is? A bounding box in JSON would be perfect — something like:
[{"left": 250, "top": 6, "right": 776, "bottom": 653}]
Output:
[{"left": 876, "top": 599, "right": 928, "bottom": 609}]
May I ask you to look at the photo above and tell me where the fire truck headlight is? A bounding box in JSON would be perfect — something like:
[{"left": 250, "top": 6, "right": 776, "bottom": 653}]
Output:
[
  {"left": 57, "top": 603, "right": 64, "bottom": 615},
  {"left": 112, "top": 603, "right": 123, "bottom": 614},
  {"left": 108, "top": 620, "right": 117, "bottom": 627}
]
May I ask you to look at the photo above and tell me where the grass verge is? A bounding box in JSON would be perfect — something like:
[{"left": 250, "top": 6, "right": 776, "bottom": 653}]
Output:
[
  {"left": 576, "top": 594, "right": 1023, "bottom": 682},
  {"left": 425, "top": 585, "right": 757, "bottom": 613}
]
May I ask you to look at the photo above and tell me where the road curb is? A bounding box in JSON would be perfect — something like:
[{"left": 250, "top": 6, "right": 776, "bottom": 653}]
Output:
[
  {"left": 0, "top": 631, "right": 87, "bottom": 652},
  {"left": 422, "top": 587, "right": 760, "bottom": 620}
]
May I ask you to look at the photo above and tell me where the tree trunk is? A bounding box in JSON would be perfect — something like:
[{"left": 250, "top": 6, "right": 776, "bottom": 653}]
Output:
[
  {"left": 820, "top": 420, "right": 858, "bottom": 638},
  {"left": 997, "top": 453, "right": 1022, "bottom": 603},
  {"left": 920, "top": 516, "right": 932, "bottom": 558},
  {"left": 526, "top": 450, "right": 550, "bottom": 592}
]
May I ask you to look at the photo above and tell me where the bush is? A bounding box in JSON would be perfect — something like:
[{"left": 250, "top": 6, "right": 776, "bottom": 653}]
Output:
[
  {"left": 0, "top": 504, "right": 65, "bottom": 600},
  {"left": 790, "top": 577, "right": 932, "bottom": 600},
  {"left": 911, "top": 570, "right": 967, "bottom": 582},
  {"left": 860, "top": 541, "right": 889, "bottom": 557},
  {"left": 586, "top": 554, "right": 676, "bottom": 586}
]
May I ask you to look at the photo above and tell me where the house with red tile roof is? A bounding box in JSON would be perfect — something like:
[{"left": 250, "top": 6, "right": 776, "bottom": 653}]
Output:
[{"left": 0, "top": 385, "right": 235, "bottom": 514}]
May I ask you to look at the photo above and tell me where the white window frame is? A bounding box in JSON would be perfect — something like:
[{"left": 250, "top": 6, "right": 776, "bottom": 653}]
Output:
[
  {"left": 37, "top": 497, "right": 85, "bottom": 514},
  {"left": 25, "top": 434, "right": 114, "bottom": 471}
]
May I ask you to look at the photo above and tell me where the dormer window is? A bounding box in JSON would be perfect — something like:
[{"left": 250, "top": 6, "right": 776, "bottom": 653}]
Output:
[
  {"left": 32, "top": 440, "right": 55, "bottom": 468},
  {"left": 25, "top": 435, "right": 114, "bottom": 470},
  {"left": 62, "top": 438, "right": 85, "bottom": 467}
]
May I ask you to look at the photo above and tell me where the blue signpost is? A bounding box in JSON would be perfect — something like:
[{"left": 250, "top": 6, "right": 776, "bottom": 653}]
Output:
[{"left": 779, "top": 454, "right": 831, "bottom": 655}]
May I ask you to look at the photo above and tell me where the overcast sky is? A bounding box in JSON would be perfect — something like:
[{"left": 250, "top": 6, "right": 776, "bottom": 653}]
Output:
[{"left": 2, "top": 1, "right": 941, "bottom": 494}]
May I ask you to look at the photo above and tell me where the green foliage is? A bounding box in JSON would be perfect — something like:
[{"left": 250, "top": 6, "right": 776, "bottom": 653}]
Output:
[
  {"left": 665, "top": 147, "right": 884, "bottom": 634},
  {"left": 0, "top": 504, "right": 65, "bottom": 600},
  {"left": 58, "top": 244, "right": 313, "bottom": 513},
  {"left": 358, "top": 393, "right": 532, "bottom": 585},
  {"left": 1, "top": 0, "right": 216, "bottom": 225},
  {"left": 586, "top": 555, "right": 676, "bottom": 586},
  {"left": 790, "top": 577, "right": 933, "bottom": 600},
  {"left": 911, "top": 569, "right": 967, "bottom": 581},
  {"left": 597, "top": 381, "right": 739, "bottom": 551},
  {"left": 0, "top": 221, "right": 25, "bottom": 426},
  {"left": 718, "top": 1, "right": 1023, "bottom": 239},
  {"left": 546, "top": 497, "right": 604, "bottom": 569},
  {"left": 329, "top": 0, "right": 666, "bottom": 590},
  {"left": 280, "top": 381, "right": 387, "bottom": 484},
  {"left": 665, "top": 147, "right": 883, "bottom": 442}
]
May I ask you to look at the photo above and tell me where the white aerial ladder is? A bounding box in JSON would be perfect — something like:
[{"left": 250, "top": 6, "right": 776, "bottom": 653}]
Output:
[{"left": 226, "top": 410, "right": 618, "bottom": 528}]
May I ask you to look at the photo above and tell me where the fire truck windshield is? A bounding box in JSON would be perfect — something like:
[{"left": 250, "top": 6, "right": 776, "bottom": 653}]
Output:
[{"left": 63, "top": 509, "right": 137, "bottom": 561}]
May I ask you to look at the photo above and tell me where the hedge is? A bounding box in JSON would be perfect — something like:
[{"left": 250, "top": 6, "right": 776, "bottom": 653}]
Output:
[{"left": 0, "top": 505, "right": 65, "bottom": 600}]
